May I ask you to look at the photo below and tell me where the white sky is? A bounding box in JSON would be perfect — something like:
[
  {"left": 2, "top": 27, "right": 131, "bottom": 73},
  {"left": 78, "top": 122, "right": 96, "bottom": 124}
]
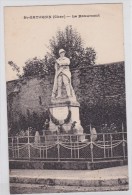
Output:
[{"left": 4, "top": 4, "right": 125, "bottom": 81}]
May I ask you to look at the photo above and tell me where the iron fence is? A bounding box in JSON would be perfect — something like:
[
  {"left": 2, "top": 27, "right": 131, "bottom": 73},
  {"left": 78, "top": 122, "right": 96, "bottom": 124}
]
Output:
[{"left": 8, "top": 132, "right": 127, "bottom": 162}]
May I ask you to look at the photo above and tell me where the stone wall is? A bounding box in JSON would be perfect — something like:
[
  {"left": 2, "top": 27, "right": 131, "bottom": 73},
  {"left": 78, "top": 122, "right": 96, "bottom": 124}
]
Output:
[{"left": 7, "top": 61, "right": 126, "bottom": 133}]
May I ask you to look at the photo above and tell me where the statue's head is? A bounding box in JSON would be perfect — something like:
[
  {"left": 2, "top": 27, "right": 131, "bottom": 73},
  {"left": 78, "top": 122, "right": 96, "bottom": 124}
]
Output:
[{"left": 59, "top": 49, "right": 66, "bottom": 57}]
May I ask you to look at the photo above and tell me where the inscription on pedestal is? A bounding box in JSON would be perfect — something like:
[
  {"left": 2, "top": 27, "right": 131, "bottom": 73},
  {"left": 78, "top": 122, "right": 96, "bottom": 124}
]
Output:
[{"left": 50, "top": 107, "right": 68, "bottom": 121}]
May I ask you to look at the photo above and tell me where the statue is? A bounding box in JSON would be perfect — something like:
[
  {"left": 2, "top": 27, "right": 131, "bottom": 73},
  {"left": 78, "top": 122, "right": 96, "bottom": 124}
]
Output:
[
  {"left": 34, "top": 131, "right": 41, "bottom": 145},
  {"left": 90, "top": 127, "right": 97, "bottom": 142},
  {"left": 49, "top": 49, "right": 84, "bottom": 137},
  {"left": 52, "top": 49, "right": 76, "bottom": 100}
]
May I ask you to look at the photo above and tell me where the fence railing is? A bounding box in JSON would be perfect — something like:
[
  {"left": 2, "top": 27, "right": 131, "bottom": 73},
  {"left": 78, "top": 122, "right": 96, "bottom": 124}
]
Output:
[{"left": 8, "top": 132, "right": 127, "bottom": 162}]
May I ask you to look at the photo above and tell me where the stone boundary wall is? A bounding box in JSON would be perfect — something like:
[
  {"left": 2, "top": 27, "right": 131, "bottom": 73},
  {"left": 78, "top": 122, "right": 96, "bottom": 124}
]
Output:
[{"left": 7, "top": 61, "right": 126, "bottom": 133}]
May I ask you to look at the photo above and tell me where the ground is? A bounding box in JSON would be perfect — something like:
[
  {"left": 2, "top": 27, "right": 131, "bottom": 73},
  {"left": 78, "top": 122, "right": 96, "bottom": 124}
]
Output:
[
  {"left": 10, "top": 165, "right": 129, "bottom": 194},
  {"left": 10, "top": 183, "right": 129, "bottom": 194}
]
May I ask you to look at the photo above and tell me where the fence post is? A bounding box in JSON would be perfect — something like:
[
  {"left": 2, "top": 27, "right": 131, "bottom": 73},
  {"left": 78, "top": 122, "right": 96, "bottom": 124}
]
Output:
[
  {"left": 27, "top": 129, "right": 30, "bottom": 159},
  {"left": 103, "top": 134, "right": 106, "bottom": 158},
  {"left": 57, "top": 135, "right": 60, "bottom": 161},
  {"left": 40, "top": 147, "right": 41, "bottom": 159},
  {"left": 12, "top": 137, "right": 13, "bottom": 147},
  {"left": 70, "top": 135, "right": 72, "bottom": 143},
  {"left": 46, "top": 146, "right": 47, "bottom": 159},
  {"left": 14, "top": 137, "right": 16, "bottom": 158},
  {"left": 90, "top": 135, "right": 94, "bottom": 162},
  {"left": 77, "top": 135, "right": 79, "bottom": 159},
  {"left": 45, "top": 135, "right": 47, "bottom": 145},
  {"left": 122, "top": 132, "right": 125, "bottom": 159},
  {"left": 12, "top": 137, "right": 14, "bottom": 159},
  {"left": 71, "top": 148, "right": 73, "bottom": 159},
  {"left": 17, "top": 137, "right": 19, "bottom": 158},
  {"left": 110, "top": 134, "right": 113, "bottom": 158},
  {"left": 28, "top": 128, "right": 30, "bottom": 144},
  {"left": 70, "top": 135, "right": 73, "bottom": 159},
  {"left": 122, "top": 123, "right": 126, "bottom": 159}
]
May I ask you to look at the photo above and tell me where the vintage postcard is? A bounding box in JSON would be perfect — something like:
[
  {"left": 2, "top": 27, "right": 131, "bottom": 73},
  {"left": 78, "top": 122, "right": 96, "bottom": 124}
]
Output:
[{"left": 4, "top": 3, "right": 129, "bottom": 194}]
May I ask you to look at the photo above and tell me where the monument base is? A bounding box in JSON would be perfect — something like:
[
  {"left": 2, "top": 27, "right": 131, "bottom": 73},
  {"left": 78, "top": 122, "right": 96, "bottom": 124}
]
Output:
[{"left": 48, "top": 98, "right": 84, "bottom": 140}]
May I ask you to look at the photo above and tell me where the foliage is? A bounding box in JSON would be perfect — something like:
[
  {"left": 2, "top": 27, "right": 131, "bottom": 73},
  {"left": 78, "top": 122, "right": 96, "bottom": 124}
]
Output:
[
  {"left": 45, "top": 25, "right": 96, "bottom": 72},
  {"left": 100, "top": 123, "right": 117, "bottom": 133},
  {"left": 8, "top": 61, "right": 21, "bottom": 78},
  {"left": 22, "top": 57, "right": 48, "bottom": 77},
  {"left": 8, "top": 110, "right": 50, "bottom": 136}
]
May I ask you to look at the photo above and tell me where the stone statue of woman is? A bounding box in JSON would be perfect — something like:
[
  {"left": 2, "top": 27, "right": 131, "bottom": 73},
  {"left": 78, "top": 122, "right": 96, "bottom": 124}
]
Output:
[{"left": 52, "top": 49, "right": 76, "bottom": 100}]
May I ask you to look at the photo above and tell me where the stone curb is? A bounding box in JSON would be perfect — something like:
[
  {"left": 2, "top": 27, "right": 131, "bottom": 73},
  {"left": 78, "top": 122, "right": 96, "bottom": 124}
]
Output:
[
  {"left": 9, "top": 159, "right": 128, "bottom": 170},
  {"left": 10, "top": 176, "right": 128, "bottom": 187}
]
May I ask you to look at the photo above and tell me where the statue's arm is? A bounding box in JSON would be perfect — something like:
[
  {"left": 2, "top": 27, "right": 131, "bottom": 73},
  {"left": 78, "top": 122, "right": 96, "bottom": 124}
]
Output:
[
  {"left": 55, "top": 61, "right": 59, "bottom": 72},
  {"left": 63, "top": 57, "right": 70, "bottom": 65},
  {"left": 55, "top": 62, "right": 57, "bottom": 71},
  {"left": 66, "top": 58, "right": 70, "bottom": 65},
  {"left": 58, "top": 57, "right": 70, "bottom": 66}
]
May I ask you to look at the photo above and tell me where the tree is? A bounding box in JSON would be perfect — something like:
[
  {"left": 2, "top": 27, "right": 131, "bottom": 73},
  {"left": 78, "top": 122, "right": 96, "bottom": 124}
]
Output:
[
  {"left": 8, "top": 61, "right": 21, "bottom": 78},
  {"left": 8, "top": 25, "right": 96, "bottom": 78},
  {"left": 45, "top": 25, "right": 96, "bottom": 72},
  {"left": 22, "top": 57, "right": 48, "bottom": 77}
]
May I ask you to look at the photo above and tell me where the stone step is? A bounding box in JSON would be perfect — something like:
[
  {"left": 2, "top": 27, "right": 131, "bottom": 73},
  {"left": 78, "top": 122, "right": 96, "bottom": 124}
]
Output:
[
  {"left": 10, "top": 183, "right": 129, "bottom": 194},
  {"left": 10, "top": 176, "right": 128, "bottom": 187}
]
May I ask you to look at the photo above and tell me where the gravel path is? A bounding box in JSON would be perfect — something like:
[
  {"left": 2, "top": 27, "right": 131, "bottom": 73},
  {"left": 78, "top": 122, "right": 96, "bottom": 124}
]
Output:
[{"left": 10, "top": 165, "right": 128, "bottom": 180}]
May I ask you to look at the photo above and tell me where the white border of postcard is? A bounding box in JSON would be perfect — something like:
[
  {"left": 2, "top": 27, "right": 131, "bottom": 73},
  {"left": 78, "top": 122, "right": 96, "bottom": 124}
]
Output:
[{"left": 0, "top": 0, "right": 132, "bottom": 195}]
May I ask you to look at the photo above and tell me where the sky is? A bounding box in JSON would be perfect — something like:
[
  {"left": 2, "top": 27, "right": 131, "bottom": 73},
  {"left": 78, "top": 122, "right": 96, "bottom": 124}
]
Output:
[{"left": 4, "top": 4, "right": 125, "bottom": 81}]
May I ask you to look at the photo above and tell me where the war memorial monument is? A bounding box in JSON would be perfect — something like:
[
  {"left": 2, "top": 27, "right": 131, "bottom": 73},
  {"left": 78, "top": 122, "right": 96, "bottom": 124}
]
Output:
[{"left": 48, "top": 48, "right": 84, "bottom": 138}]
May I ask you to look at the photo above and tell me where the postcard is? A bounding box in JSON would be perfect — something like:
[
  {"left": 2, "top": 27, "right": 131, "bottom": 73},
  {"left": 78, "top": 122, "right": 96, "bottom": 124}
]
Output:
[{"left": 4, "top": 3, "right": 129, "bottom": 194}]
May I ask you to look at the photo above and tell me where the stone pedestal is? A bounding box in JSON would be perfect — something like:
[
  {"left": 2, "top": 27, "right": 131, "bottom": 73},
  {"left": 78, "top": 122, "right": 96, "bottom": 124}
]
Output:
[{"left": 48, "top": 97, "right": 84, "bottom": 136}]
